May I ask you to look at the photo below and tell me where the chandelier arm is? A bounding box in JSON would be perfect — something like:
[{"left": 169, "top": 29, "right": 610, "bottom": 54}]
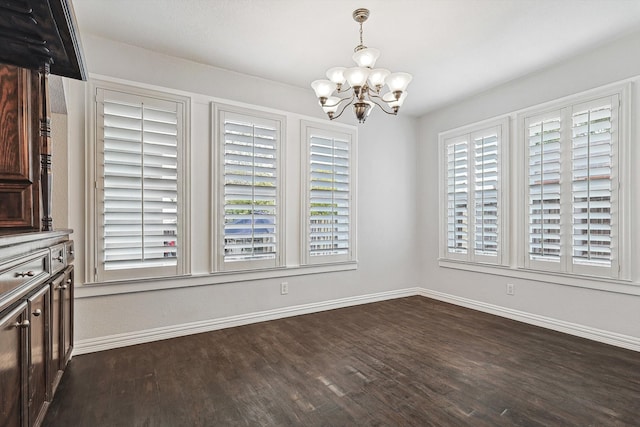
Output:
[
  {"left": 323, "top": 94, "right": 354, "bottom": 108},
  {"left": 365, "top": 89, "right": 386, "bottom": 100},
  {"left": 335, "top": 84, "right": 353, "bottom": 94},
  {"left": 329, "top": 95, "right": 356, "bottom": 121},
  {"left": 365, "top": 94, "right": 398, "bottom": 116}
]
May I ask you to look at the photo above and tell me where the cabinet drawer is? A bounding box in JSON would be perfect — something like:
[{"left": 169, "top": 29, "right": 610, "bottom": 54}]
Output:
[
  {"left": 50, "top": 244, "right": 66, "bottom": 274},
  {"left": 0, "top": 250, "right": 49, "bottom": 312},
  {"left": 65, "top": 240, "right": 74, "bottom": 263}
]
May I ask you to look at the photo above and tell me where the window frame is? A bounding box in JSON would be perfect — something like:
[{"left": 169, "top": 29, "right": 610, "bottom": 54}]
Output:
[
  {"left": 301, "top": 120, "right": 358, "bottom": 266},
  {"left": 212, "top": 103, "right": 286, "bottom": 272},
  {"left": 438, "top": 117, "right": 509, "bottom": 266},
  {"left": 517, "top": 86, "right": 629, "bottom": 280},
  {"left": 89, "top": 79, "right": 191, "bottom": 283}
]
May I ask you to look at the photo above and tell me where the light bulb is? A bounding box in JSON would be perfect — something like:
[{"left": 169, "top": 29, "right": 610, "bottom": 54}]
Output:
[
  {"left": 368, "top": 68, "right": 390, "bottom": 89},
  {"left": 386, "top": 72, "right": 412, "bottom": 92},
  {"left": 326, "top": 67, "right": 346, "bottom": 85},
  {"left": 311, "top": 79, "right": 336, "bottom": 99},
  {"left": 343, "top": 67, "right": 371, "bottom": 88},
  {"left": 352, "top": 48, "right": 380, "bottom": 68}
]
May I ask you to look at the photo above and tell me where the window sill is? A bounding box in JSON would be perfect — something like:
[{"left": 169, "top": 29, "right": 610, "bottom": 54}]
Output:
[
  {"left": 437, "top": 258, "right": 640, "bottom": 296},
  {"left": 75, "top": 261, "right": 358, "bottom": 298}
]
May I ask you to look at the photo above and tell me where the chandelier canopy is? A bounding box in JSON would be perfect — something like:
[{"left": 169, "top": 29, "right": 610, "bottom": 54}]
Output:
[{"left": 311, "top": 8, "right": 412, "bottom": 124}]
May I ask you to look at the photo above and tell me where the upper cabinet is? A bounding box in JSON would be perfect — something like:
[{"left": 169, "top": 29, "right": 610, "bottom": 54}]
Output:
[
  {"left": 0, "top": 0, "right": 87, "bottom": 80},
  {"left": 0, "top": 65, "right": 40, "bottom": 229},
  {"left": 0, "top": 0, "right": 86, "bottom": 233}
]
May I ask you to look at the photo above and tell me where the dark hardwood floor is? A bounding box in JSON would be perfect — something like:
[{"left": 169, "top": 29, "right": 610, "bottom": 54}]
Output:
[{"left": 43, "top": 296, "right": 640, "bottom": 426}]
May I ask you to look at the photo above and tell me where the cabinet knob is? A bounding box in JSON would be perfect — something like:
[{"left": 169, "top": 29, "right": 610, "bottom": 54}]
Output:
[
  {"left": 14, "top": 320, "right": 30, "bottom": 328},
  {"left": 33, "top": 309, "right": 42, "bottom": 317},
  {"left": 15, "top": 271, "right": 35, "bottom": 278},
  {"left": 61, "top": 284, "right": 68, "bottom": 290},
  {"left": 66, "top": 279, "right": 72, "bottom": 284},
  {"left": 55, "top": 256, "right": 64, "bottom": 262}
]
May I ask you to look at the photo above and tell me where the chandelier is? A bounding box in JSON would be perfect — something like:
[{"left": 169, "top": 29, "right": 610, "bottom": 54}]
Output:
[{"left": 311, "top": 8, "right": 412, "bottom": 123}]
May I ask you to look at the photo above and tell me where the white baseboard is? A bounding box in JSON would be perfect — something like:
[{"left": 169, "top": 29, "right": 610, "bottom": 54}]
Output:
[
  {"left": 418, "top": 288, "right": 640, "bottom": 353},
  {"left": 74, "top": 287, "right": 423, "bottom": 355},
  {"left": 75, "top": 286, "right": 640, "bottom": 355}
]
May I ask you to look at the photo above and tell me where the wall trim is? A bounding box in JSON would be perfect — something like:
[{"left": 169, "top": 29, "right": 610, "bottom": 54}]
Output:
[
  {"left": 418, "top": 288, "right": 640, "bottom": 353},
  {"left": 74, "top": 286, "right": 639, "bottom": 356},
  {"left": 74, "top": 287, "right": 422, "bottom": 355}
]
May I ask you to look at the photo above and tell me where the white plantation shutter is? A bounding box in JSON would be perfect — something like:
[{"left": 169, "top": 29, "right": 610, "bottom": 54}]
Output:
[
  {"left": 309, "top": 135, "right": 350, "bottom": 257},
  {"left": 442, "top": 119, "right": 505, "bottom": 264},
  {"left": 96, "top": 88, "right": 185, "bottom": 280},
  {"left": 302, "top": 121, "right": 356, "bottom": 265},
  {"left": 220, "top": 110, "right": 281, "bottom": 268},
  {"left": 523, "top": 93, "right": 620, "bottom": 277},
  {"left": 446, "top": 139, "right": 469, "bottom": 255},
  {"left": 473, "top": 132, "right": 499, "bottom": 257},
  {"left": 571, "top": 99, "right": 615, "bottom": 267},
  {"left": 527, "top": 114, "right": 562, "bottom": 262}
]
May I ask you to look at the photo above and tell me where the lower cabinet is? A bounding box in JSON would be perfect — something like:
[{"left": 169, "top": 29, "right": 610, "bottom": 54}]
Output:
[
  {"left": 0, "top": 250, "right": 74, "bottom": 427},
  {"left": 27, "top": 285, "right": 50, "bottom": 427},
  {"left": 0, "top": 302, "right": 28, "bottom": 427},
  {"left": 50, "top": 265, "right": 73, "bottom": 394}
]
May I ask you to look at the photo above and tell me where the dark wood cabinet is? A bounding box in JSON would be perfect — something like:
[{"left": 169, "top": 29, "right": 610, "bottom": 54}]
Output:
[
  {"left": 49, "top": 265, "right": 73, "bottom": 395},
  {"left": 0, "top": 0, "right": 86, "bottom": 234},
  {"left": 0, "top": 1, "right": 84, "bottom": 426},
  {"left": 0, "top": 231, "right": 73, "bottom": 427},
  {"left": 27, "top": 285, "right": 50, "bottom": 427},
  {"left": 60, "top": 266, "right": 73, "bottom": 367},
  {"left": 49, "top": 274, "right": 62, "bottom": 394},
  {"left": 0, "top": 301, "right": 29, "bottom": 427},
  {"left": 0, "top": 65, "right": 40, "bottom": 230}
]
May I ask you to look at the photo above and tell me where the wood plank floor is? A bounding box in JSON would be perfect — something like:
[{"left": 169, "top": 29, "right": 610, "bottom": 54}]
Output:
[{"left": 43, "top": 296, "right": 640, "bottom": 426}]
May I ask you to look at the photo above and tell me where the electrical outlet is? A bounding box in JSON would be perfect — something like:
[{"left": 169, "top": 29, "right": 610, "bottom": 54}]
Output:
[
  {"left": 280, "top": 282, "right": 289, "bottom": 295},
  {"left": 506, "top": 283, "right": 515, "bottom": 296}
]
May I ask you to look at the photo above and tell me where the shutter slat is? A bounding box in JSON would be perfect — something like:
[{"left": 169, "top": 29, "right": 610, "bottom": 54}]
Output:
[
  {"left": 100, "top": 89, "right": 180, "bottom": 271},
  {"left": 571, "top": 103, "right": 612, "bottom": 267},
  {"left": 223, "top": 118, "right": 279, "bottom": 262},
  {"left": 308, "top": 134, "right": 351, "bottom": 257},
  {"left": 527, "top": 117, "right": 562, "bottom": 261}
]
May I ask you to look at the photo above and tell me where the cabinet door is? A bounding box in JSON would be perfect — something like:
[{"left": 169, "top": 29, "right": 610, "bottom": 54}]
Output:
[
  {"left": 61, "top": 266, "right": 74, "bottom": 366},
  {"left": 27, "top": 285, "right": 50, "bottom": 426},
  {"left": 0, "top": 64, "right": 39, "bottom": 230},
  {"left": 49, "top": 274, "right": 63, "bottom": 392},
  {"left": 0, "top": 302, "right": 28, "bottom": 427}
]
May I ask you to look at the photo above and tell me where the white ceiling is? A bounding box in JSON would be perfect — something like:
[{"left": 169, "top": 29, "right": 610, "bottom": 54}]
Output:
[{"left": 72, "top": 0, "right": 640, "bottom": 116}]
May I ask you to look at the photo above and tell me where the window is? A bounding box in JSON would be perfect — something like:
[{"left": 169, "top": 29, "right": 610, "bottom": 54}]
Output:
[
  {"left": 93, "top": 84, "right": 189, "bottom": 282},
  {"left": 214, "top": 105, "right": 284, "bottom": 271},
  {"left": 522, "top": 93, "right": 622, "bottom": 278},
  {"left": 439, "top": 83, "right": 629, "bottom": 288},
  {"left": 302, "top": 121, "right": 357, "bottom": 265},
  {"left": 439, "top": 118, "right": 507, "bottom": 265}
]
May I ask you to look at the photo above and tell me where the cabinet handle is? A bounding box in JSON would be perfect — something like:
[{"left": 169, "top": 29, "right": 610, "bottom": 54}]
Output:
[
  {"left": 15, "top": 271, "right": 35, "bottom": 278},
  {"left": 33, "top": 309, "right": 42, "bottom": 317},
  {"left": 14, "top": 320, "right": 30, "bottom": 328},
  {"left": 66, "top": 279, "right": 72, "bottom": 285},
  {"left": 55, "top": 256, "right": 64, "bottom": 262},
  {"left": 60, "top": 284, "right": 68, "bottom": 290}
]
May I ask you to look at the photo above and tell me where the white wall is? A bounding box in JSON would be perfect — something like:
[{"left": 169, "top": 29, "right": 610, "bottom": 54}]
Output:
[
  {"left": 65, "top": 35, "right": 419, "bottom": 347},
  {"left": 418, "top": 30, "right": 640, "bottom": 341}
]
